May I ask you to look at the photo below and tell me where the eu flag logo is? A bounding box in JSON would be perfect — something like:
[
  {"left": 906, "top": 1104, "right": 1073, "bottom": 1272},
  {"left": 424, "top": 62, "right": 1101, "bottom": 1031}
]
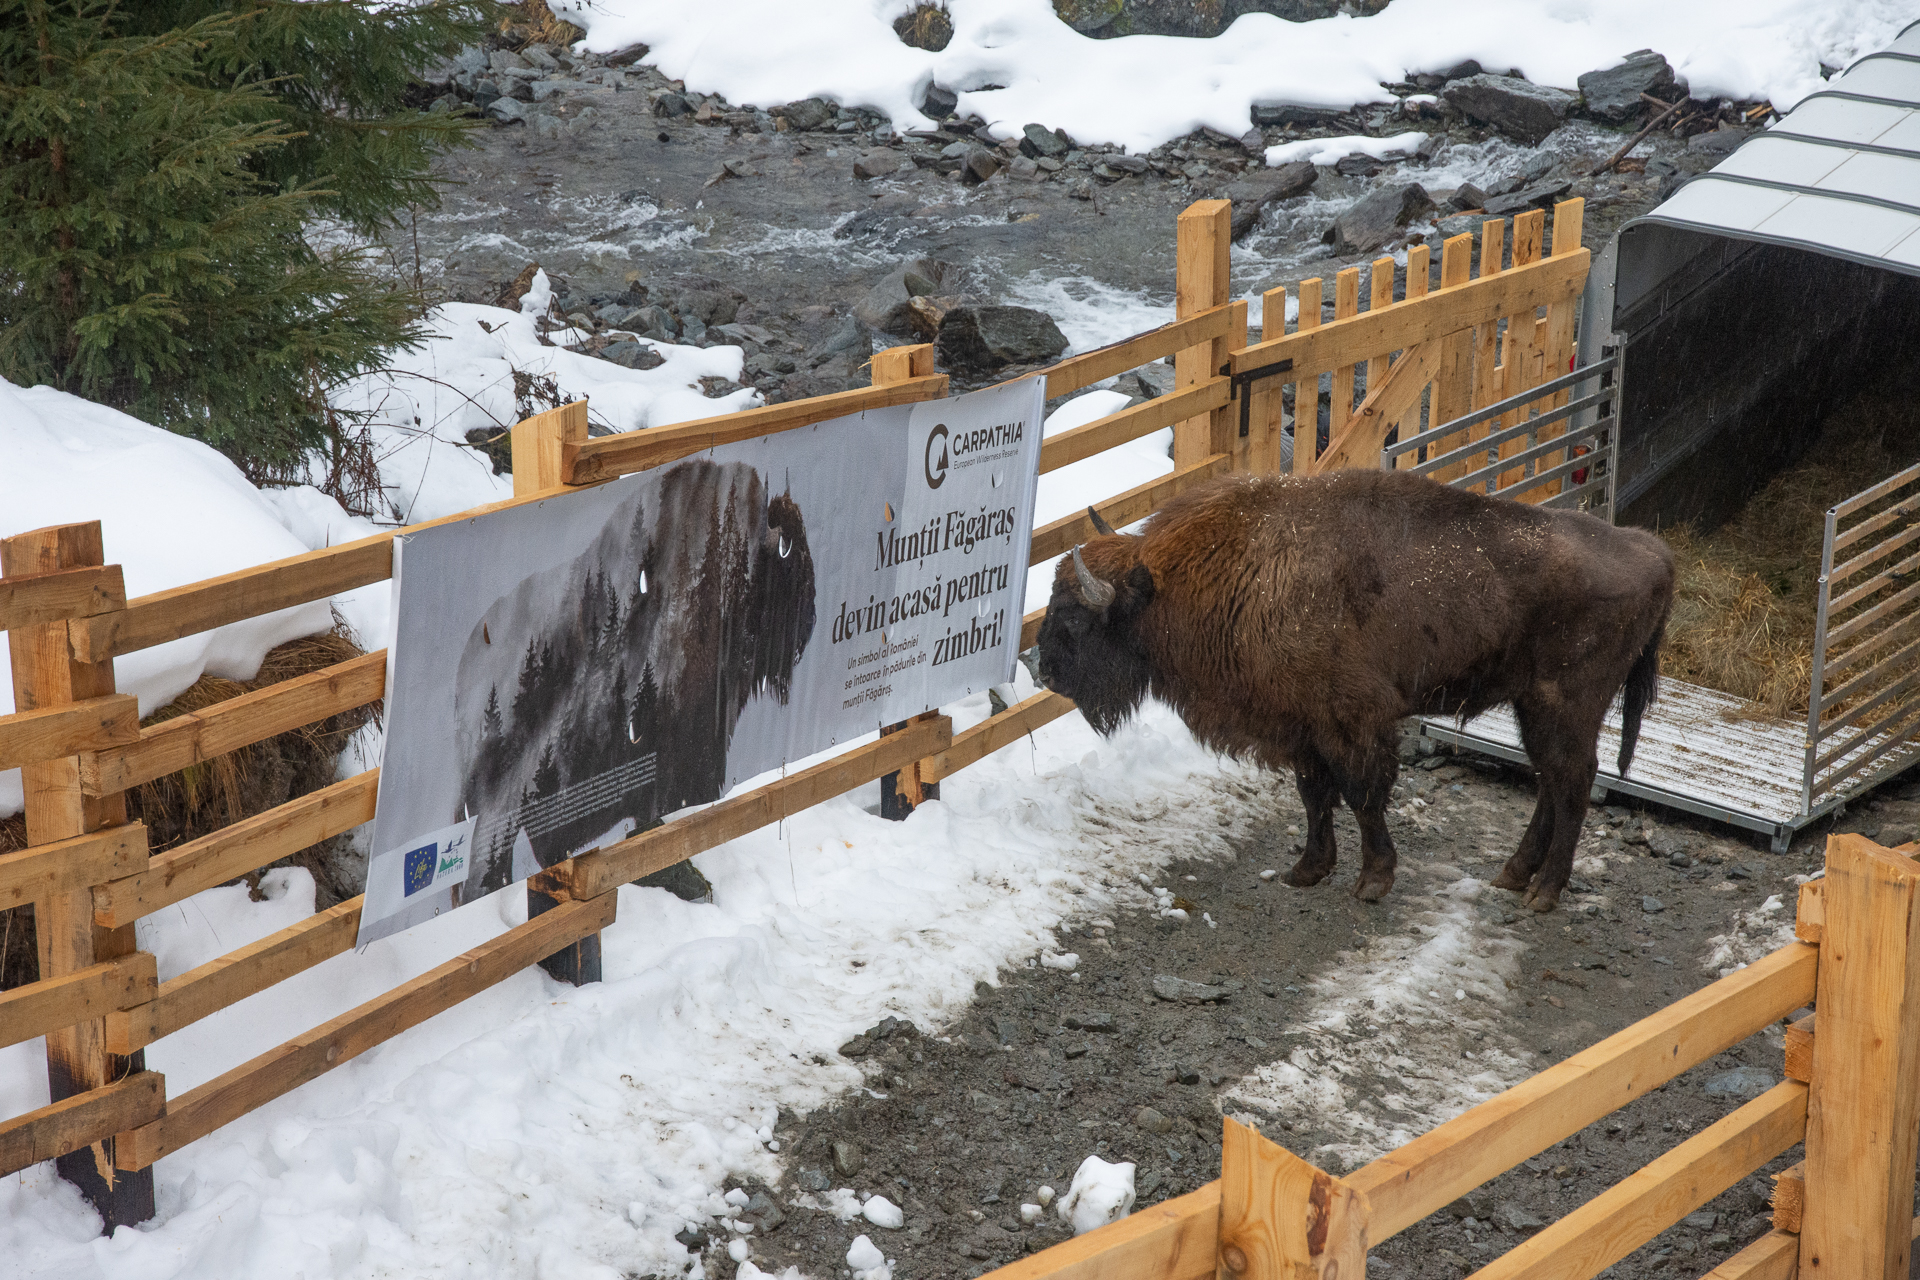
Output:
[{"left": 403, "top": 844, "right": 438, "bottom": 896}]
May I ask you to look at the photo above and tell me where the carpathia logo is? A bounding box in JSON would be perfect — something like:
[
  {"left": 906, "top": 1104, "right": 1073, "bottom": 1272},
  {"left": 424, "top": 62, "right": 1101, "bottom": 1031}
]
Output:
[{"left": 924, "top": 424, "right": 949, "bottom": 489}]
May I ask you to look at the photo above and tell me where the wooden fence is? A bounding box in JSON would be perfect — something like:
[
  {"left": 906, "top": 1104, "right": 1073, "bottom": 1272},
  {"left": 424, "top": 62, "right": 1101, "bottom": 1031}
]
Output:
[
  {"left": 990, "top": 832, "right": 1920, "bottom": 1280},
  {"left": 0, "top": 196, "right": 1591, "bottom": 1230}
]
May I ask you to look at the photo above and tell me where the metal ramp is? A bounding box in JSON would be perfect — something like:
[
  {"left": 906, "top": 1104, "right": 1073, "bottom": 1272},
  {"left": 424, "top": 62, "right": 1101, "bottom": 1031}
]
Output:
[{"left": 1418, "top": 680, "right": 1920, "bottom": 853}]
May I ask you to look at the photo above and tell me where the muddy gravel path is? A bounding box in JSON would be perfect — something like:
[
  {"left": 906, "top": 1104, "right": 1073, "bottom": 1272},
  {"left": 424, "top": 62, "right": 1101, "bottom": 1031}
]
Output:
[{"left": 691, "top": 740, "right": 1911, "bottom": 1280}]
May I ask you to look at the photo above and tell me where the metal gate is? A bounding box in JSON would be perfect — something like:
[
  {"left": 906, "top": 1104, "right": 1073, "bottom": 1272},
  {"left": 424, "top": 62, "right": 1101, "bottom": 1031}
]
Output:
[{"left": 1395, "top": 351, "right": 1920, "bottom": 852}]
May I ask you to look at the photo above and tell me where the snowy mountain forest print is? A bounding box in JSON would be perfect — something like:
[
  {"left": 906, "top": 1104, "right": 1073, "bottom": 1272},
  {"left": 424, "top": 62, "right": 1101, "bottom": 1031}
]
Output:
[{"left": 451, "top": 459, "right": 816, "bottom": 890}]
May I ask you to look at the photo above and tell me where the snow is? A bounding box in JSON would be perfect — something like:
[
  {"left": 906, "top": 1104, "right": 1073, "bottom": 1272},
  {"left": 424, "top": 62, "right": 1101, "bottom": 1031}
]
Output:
[
  {"left": 1056, "top": 1154, "right": 1137, "bottom": 1235},
  {"left": 1265, "top": 131, "right": 1430, "bottom": 168},
  {"left": 846, "top": 1234, "right": 892, "bottom": 1280},
  {"left": 556, "top": 0, "right": 1914, "bottom": 153},
  {"left": 860, "top": 1194, "right": 904, "bottom": 1229}
]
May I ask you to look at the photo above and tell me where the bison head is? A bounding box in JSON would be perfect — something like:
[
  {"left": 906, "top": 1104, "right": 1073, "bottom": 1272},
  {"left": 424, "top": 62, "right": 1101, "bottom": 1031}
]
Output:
[
  {"left": 1037, "top": 524, "right": 1156, "bottom": 736},
  {"left": 746, "top": 489, "right": 816, "bottom": 703}
]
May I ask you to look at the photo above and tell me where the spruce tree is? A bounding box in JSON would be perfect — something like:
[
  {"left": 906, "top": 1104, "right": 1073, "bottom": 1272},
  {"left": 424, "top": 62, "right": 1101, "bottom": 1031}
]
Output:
[{"left": 0, "top": 0, "right": 491, "bottom": 470}]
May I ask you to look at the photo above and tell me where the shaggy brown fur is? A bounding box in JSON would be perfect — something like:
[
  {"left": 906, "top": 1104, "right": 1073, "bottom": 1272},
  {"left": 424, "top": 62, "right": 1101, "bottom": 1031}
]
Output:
[{"left": 1038, "top": 470, "right": 1675, "bottom": 912}]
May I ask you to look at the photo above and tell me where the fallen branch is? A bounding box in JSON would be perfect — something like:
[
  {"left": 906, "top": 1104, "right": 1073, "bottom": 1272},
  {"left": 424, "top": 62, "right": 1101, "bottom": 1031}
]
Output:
[{"left": 1589, "top": 95, "right": 1690, "bottom": 177}]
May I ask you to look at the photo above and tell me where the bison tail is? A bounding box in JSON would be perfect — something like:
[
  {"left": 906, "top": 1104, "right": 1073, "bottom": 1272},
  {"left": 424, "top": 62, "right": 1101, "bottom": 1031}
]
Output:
[{"left": 1617, "top": 616, "right": 1667, "bottom": 776}]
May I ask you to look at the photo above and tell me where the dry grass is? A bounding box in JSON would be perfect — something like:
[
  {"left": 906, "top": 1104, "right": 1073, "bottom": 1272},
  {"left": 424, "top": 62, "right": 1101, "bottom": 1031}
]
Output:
[
  {"left": 503, "top": 0, "right": 582, "bottom": 49},
  {"left": 893, "top": 2, "right": 954, "bottom": 51},
  {"left": 1657, "top": 380, "right": 1920, "bottom": 721},
  {"left": 1, "top": 623, "right": 378, "bottom": 990}
]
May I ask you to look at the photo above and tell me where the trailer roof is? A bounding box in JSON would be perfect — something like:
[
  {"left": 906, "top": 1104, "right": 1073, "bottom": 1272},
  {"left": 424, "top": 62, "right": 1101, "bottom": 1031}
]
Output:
[{"left": 1614, "top": 19, "right": 1920, "bottom": 325}]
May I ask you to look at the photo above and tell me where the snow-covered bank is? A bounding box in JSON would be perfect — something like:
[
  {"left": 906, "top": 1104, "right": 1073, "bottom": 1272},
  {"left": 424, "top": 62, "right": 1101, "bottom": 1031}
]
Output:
[{"left": 554, "top": 0, "right": 1914, "bottom": 153}]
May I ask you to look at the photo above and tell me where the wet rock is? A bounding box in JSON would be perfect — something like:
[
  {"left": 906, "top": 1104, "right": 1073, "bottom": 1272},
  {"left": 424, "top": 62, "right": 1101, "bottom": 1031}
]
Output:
[
  {"left": 921, "top": 84, "right": 959, "bottom": 119},
  {"left": 1114, "top": 362, "right": 1176, "bottom": 401},
  {"left": 809, "top": 314, "right": 874, "bottom": 365},
  {"left": 1020, "top": 124, "right": 1073, "bottom": 159},
  {"left": 1447, "top": 1189, "right": 1496, "bottom": 1219},
  {"left": 1641, "top": 896, "right": 1665, "bottom": 913},
  {"left": 599, "top": 340, "right": 666, "bottom": 371},
  {"left": 675, "top": 1226, "right": 709, "bottom": 1249},
  {"left": 933, "top": 305, "right": 1068, "bottom": 372},
  {"left": 794, "top": 1168, "right": 831, "bottom": 1193},
  {"left": 486, "top": 96, "right": 528, "bottom": 124},
  {"left": 1703, "top": 1066, "right": 1776, "bottom": 1100},
  {"left": 833, "top": 1139, "right": 866, "bottom": 1177},
  {"left": 678, "top": 288, "right": 738, "bottom": 327},
  {"left": 1008, "top": 155, "right": 1040, "bottom": 179},
  {"left": 1498, "top": 1202, "right": 1546, "bottom": 1232},
  {"left": 1172, "top": 1063, "right": 1201, "bottom": 1085},
  {"left": 1683, "top": 1210, "right": 1718, "bottom": 1231},
  {"left": 1578, "top": 50, "right": 1682, "bottom": 121},
  {"left": 962, "top": 148, "right": 1002, "bottom": 184},
  {"left": 1106, "top": 154, "right": 1150, "bottom": 176},
  {"left": 1251, "top": 102, "right": 1347, "bottom": 128},
  {"left": 1324, "top": 182, "right": 1435, "bottom": 256},
  {"left": 1150, "top": 974, "right": 1229, "bottom": 1004},
  {"left": 1483, "top": 175, "right": 1573, "bottom": 216},
  {"left": 488, "top": 48, "right": 528, "bottom": 73},
  {"left": 854, "top": 152, "right": 907, "bottom": 180},
  {"left": 1065, "top": 1010, "right": 1117, "bottom": 1032},
  {"left": 1443, "top": 74, "right": 1574, "bottom": 145},
  {"left": 1221, "top": 161, "right": 1318, "bottom": 240},
  {"left": 637, "top": 860, "right": 712, "bottom": 901},
  {"left": 653, "top": 91, "right": 694, "bottom": 118},
  {"left": 1448, "top": 182, "right": 1488, "bottom": 211},
  {"left": 781, "top": 97, "right": 835, "bottom": 132}
]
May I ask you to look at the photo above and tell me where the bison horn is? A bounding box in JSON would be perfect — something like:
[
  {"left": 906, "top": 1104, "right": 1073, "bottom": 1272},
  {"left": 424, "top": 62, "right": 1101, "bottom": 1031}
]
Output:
[
  {"left": 1072, "top": 546, "right": 1116, "bottom": 609},
  {"left": 1086, "top": 506, "right": 1116, "bottom": 537}
]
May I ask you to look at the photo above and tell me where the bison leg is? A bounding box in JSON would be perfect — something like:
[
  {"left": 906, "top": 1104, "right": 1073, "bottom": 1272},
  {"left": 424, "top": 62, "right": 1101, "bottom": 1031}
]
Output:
[
  {"left": 1336, "top": 740, "right": 1400, "bottom": 902},
  {"left": 1284, "top": 746, "right": 1341, "bottom": 888},
  {"left": 1497, "top": 693, "right": 1602, "bottom": 913}
]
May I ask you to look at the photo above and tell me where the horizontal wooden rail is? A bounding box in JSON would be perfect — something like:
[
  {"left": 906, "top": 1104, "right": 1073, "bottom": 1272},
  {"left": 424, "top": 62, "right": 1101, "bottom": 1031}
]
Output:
[
  {"left": 0, "top": 563, "right": 124, "bottom": 630},
  {"left": 0, "top": 1070, "right": 166, "bottom": 1180},
  {"left": 1021, "top": 606, "right": 1045, "bottom": 652},
  {"left": 0, "top": 823, "right": 147, "bottom": 911},
  {"left": 565, "top": 374, "right": 950, "bottom": 484},
  {"left": 1467, "top": 1081, "right": 1807, "bottom": 1280},
  {"left": 94, "top": 769, "right": 379, "bottom": 928},
  {"left": 1350, "top": 942, "right": 1817, "bottom": 1242},
  {"left": 1700, "top": 1229, "right": 1797, "bottom": 1280},
  {"left": 69, "top": 538, "right": 393, "bottom": 663},
  {"left": 1039, "top": 380, "right": 1226, "bottom": 475},
  {"left": 106, "top": 897, "right": 364, "bottom": 1054},
  {"left": 1029, "top": 454, "right": 1231, "bottom": 567},
  {"left": 551, "top": 715, "right": 953, "bottom": 901},
  {"left": 0, "top": 952, "right": 156, "bottom": 1051},
  {"left": 985, "top": 1182, "right": 1221, "bottom": 1280},
  {"left": 1230, "top": 249, "right": 1589, "bottom": 385},
  {"left": 80, "top": 650, "right": 385, "bottom": 796},
  {"left": 922, "top": 692, "right": 1076, "bottom": 783},
  {"left": 118, "top": 893, "right": 615, "bottom": 1170},
  {"left": 1026, "top": 305, "right": 1236, "bottom": 401},
  {"left": 0, "top": 693, "right": 141, "bottom": 771}
]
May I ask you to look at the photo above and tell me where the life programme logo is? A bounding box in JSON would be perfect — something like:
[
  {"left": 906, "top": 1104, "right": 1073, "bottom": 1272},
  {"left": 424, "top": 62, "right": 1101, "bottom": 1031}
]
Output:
[{"left": 924, "top": 423, "right": 949, "bottom": 489}]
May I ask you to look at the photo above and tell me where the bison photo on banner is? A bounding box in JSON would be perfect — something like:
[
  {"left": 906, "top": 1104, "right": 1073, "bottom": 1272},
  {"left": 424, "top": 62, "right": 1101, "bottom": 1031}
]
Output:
[{"left": 357, "top": 377, "right": 1045, "bottom": 945}]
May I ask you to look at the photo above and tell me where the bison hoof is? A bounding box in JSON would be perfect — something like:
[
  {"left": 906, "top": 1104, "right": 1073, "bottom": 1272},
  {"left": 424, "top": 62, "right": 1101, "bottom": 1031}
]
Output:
[
  {"left": 1489, "top": 862, "right": 1533, "bottom": 892},
  {"left": 1352, "top": 872, "right": 1394, "bottom": 902},
  {"left": 1283, "top": 857, "right": 1335, "bottom": 888},
  {"left": 1522, "top": 884, "right": 1561, "bottom": 913}
]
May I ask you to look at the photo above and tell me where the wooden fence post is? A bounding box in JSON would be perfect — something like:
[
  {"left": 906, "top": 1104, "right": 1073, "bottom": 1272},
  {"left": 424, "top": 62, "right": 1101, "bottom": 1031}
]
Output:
[
  {"left": 1218, "top": 1117, "right": 1368, "bottom": 1278},
  {"left": 510, "top": 400, "right": 602, "bottom": 986},
  {"left": 1248, "top": 286, "right": 1287, "bottom": 474},
  {"left": 1798, "top": 832, "right": 1920, "bottom": 1278},
  {"left": 1174, "top": 200, "right": 1231, "bottom": 471},
  {"left": 1, "top": 522, "right": 156, "bottom": 1228},
  {"left": 1291, "top": 277, "right": 1323, "bottom": 468},
  {"left": 871, "top": 343, "right": 945, "bottom": 821}
]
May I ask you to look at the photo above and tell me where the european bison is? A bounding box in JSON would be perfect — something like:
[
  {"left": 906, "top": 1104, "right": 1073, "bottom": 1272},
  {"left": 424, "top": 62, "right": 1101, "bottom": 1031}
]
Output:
[{"left": 1036, "top": 470, "right": 1674, "bottom": 912}]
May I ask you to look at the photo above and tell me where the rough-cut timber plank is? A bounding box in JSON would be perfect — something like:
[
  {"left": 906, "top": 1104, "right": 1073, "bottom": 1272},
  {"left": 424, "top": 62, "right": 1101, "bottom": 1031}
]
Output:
[
  {"left": 1784, "top": 1012, "right": 1813, "bottom": 1084},
  {"left": 1173, "top": 201, "right": 1231, "bottom": 472},
  {"left": 511, "top": 399, "right": 587, "bottom": 491},
  {"left": 1020, "top": 606, "right": 1045, "bottom": 652},
  {"left": 0, "top": 1071, "right": 165, "bottom": 1180},
  {"left": 0, "top": 823, "right": 148, "bottom": 911},
  {"left": 117, "top": 894, "right": 614, "bottom": 1170},
  {"left": 1218, "top": 1118, "right": 1367, "bottom": 1279},
  {"left": 1038, "top": 381, "right": 1227, "bottom": 475},
  {"left": 0, "top": 953, "right": 157, "bottom": 1050},
  {"left": 1699, "top": 1230, "right": 1800, "bottom": 1280},
  {"left": 1027, "top": 455, "right": 1231, "bottom": 567},
  {"left": 93, "top": 770, "right": 378, "bottom": 928},
  {"left": 552, "top": 717, "right": 952, "bottom": 901},
  {"left": 1799, "top": 833, "right": 1920, "bottom": 1279},
  {"left": 69, "top": 538, "right": 393, "bottom": 663},
  {"left": 1302, "top": 340, "right": 1440, "bottom": 475},
  {"left": 105, "top": 898, "right": 364, "bottom": 1055},
  {"left": 566, "top": 375, "right": 948, "bottom": 483},
  {"left": 1350, "top": 942, "right": 1817, "bottom": 1242},
  {"left": 0, "top": 564, "right": 125, "bottom": 631},
  {"left": 1795, "top": 880, "right": 1823, "bottom": 943},
  {"left": 1230, "top": 248, "right": 1588, "bottom": 385},
  {"left": 1466, "top": 1081, "right": 1807, "bottom": 1280},
  {"left": 0, "top": 694, "right": 141, "bottom": 770},
  {"left": 979, "top": 1182, "right": 1220, "bottom": 1280},
  {"left": 80, "top": 650, "right": 385, "bottom": 796},
  {"left": 1773, "top": 1161, "right": 1805, "bottom": 1233},
  {"left": 922, "top": 692, "right": 1075, "bottom": 783},
  {"left": 1025, "top": 306, "right": 1235, "bottom": 401}
]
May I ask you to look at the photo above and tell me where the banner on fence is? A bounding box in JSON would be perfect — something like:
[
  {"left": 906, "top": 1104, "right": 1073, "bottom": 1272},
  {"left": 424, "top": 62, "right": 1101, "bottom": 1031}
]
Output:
[{"left": 357, "top": 377, "right": 1045, "bottom": 944}]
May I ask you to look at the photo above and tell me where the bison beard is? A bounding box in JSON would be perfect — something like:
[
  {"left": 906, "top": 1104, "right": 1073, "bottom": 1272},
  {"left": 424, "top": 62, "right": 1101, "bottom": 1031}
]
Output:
[{"left": 1037, "top": 471, "right": 1675, "bottom": 913}]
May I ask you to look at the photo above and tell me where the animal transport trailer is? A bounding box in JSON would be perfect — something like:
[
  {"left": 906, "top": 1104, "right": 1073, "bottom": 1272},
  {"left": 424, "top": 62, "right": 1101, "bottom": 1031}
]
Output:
[{"left": 1389, "top": 359, "right": 1920, "bottom": 853}]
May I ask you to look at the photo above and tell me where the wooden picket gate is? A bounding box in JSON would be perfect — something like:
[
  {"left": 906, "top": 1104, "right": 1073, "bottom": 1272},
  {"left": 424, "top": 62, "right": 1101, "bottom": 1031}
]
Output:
[
  {"left": 0, "top": 197, "right": 1597, "bottom": 1232},
  {"left": 989, "top": 833, "right": 1920, "bottom": 1280}
]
